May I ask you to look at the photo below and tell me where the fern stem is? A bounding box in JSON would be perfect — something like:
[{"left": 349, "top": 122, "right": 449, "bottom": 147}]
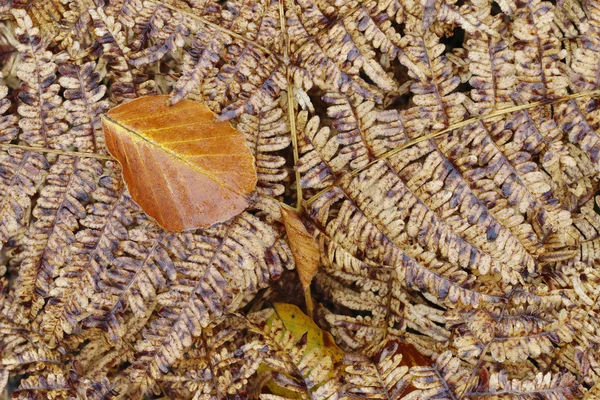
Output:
[
  {"left": 278, "top": 0, "right": 289, "bottom": 65},
  {"left": 304, "top": 88, "right": 600, "bottom": 207},
  {"left": 287, "top": 83, "right": 303, "bottom": 212},
  {"left": 278, "top": 0, "right": 303, "bottom": 211},
  {"left": 0, "top": 143, "right": 114, "bottom": 160}
]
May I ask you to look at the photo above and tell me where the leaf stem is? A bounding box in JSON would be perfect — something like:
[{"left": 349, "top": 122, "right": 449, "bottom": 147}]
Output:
[
  {"left": 279, "top": 201, "right": 297, "bottom": 212},
  {"left": 304, "top": 286, "right": 314, "bottom": 321}
]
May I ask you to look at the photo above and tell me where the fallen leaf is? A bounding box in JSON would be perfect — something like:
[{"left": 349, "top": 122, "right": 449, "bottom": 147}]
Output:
[
  {"left": 258, "top": 303, "right": 344, "bottom": 398},
  {"left": 271, "top": 303, "right": 344, "bottom": 363},
  {"left": 281, "top": 208, "right": 320, "bottom": 290},
  {"left": 102, "top": 96, "right": 257, "bottom": 231}
]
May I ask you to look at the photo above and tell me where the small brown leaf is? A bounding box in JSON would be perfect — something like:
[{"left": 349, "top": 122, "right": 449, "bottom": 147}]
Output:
[
  {"left": 102, "top": 96, "right": 257, "bottom": 231},
  {"left": 281, "top": 207, "right": 320, "bottom": 289}
]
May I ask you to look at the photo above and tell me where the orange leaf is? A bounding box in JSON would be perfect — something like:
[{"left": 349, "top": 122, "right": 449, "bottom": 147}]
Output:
[
  {"left": 102, "top": 96, "right": 257, "bottom": 231},
  {"left": 281, "top": 208, "right": 320, "bottom": 289}
]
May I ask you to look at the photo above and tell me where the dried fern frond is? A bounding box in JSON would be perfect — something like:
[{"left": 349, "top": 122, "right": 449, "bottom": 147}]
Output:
[
  {"left": 17, "top": 0, "right": 94, "bottom": 53},
  {"left": 337, "top": 340, "right": 413, "bottom": 398},
  {"left": 159, "top": 314, "right": 266, "bottom": 399},
  {"left": 513, "top": 0, "right": 569, "bottom": 102},
  {"left": 0, "top": 78, "right": 18, "bottom": 143},
  {"left": 0, "top": 341, "right": 63, "bottom": 395},
  {"left": 11, "top": 367, "right": 71, "bottom": 400},
  {"left": 58, "top": 61, "right": 110, "bottom": 153},
  {"left": 2, "top": 0, "right": 600, "bottom": 398},
  {"left": 142, "top": 0, "right": 289, "bottom": 118},
  {"left": 125, "top": 212, "right": 293, "bottom": 396},
  {"left": 12, "top": 9, "right": 69, "bottom": 149},
  {"left": 35, "top": 169, "right": 136, "bottom": 345},
  {"left": 406, "top": 351, "right": 471, "bottom": 399},
  {"left": 449, "top": 292, "right": 574, "bottom": 364},
  {"left": 0, "top": 150, "right": 47, "bottom": 250},
  {"left": 236, "top": 98, "right": 291, "bottom": 200},
  {"left": 467, "top": 370, "right": 583, "bottom": 399},
  {"left": 127, "top": 5, "right": 194, "bottom": 67},
  {"left": 89, "top": 7, "right": 155, "bottom": 102},
  {"left": 14, "top": 156, "right": 103, "bottom": 318}
]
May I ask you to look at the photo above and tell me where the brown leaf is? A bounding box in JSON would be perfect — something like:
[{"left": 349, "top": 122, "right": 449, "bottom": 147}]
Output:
[
  {"left": 281, "top": 207, "right": 320, "bottom": 289},
  {"left": 101, "top": 96, "right": 257, "bottom": 231}
]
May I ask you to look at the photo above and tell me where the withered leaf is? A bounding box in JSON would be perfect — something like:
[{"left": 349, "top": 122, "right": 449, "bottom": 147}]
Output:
[
  {"left": 101, "top": 96, "right": 257, "bottom": 231},
  {"left": 281, "top": 207, "right": 320, "bottom": 289},
  {"left": 271, "top": 303, "right": 344, "bottom": 364}
]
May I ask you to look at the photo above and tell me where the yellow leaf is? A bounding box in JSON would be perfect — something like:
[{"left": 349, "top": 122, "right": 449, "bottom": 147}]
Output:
[{"left": 271, "top": 303, "right": 343, "bottom": 364}]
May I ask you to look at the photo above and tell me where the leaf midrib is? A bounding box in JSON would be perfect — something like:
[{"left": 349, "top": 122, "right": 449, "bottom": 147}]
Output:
[{"left": 102, "top": 115, "right": 253, "bottom": 198}]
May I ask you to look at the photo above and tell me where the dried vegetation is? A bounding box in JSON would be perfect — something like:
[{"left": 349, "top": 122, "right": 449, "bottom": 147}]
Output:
[{"left": 1, "top": 0, "right": 600, "bottom": 398}]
